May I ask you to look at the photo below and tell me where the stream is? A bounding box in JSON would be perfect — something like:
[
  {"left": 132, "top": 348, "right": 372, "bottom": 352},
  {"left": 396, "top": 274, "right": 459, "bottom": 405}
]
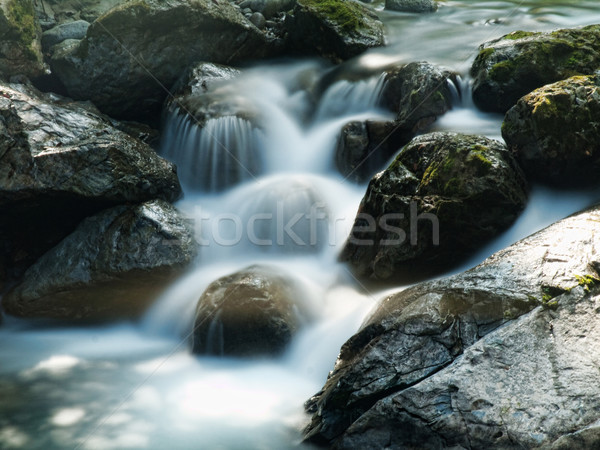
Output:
[{"left": 1, "top": 1, "right": 600, "bottom": 448}]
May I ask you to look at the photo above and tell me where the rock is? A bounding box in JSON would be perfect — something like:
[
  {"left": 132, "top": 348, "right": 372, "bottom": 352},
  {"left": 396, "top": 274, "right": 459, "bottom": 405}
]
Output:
[
  {"left": 305, "top": 205, "right": 600, "bottom": 446},
  {"left": 2, "top": 200, "right": 197, "bottom": 320},
  {"left": 336, "top": 62, "right": 455, "bottom": 182},
  {"left": 340, "top": 132, "right": 528, "bottom": 279},
  {"left": 192, "top": 265, "right": 309, "bottom": 357},
  {"left": 50, "top": 0, "right": 278, "bottom": 122},
  {"left": 0, "top": 0, "right": 45, "bottom": 79},
  {"left": 41, "top": 20, "right": 89, "bottom": 52},
  {"left": 169, "top": 61, "right": 242, "bottom": 103},
  {"left": 33, "top": 0, "right": 124, "bottom": 30},
  {"left": 286, "top": 0, "right": 384, "bottom": 63},
  {"left": 502, "top": 74, "right": 600, "bottom": 187},
  {"left": 471, "top": 25, "right": 600, "bottom": 113},
  {"left": 250, "top": 0, "right": 295, "bottom": 18},
  {"left": 249, "top": 12, "right": 266, "bottom": 29},
  {"left": 385, "top": 0, "right": 437, "bottom": 13},
  {"left": 0, "top": 81, "right": 181, "bottom": 282}
]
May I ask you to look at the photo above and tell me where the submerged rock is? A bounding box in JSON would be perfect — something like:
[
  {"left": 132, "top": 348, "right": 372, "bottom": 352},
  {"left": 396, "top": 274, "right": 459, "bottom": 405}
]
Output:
[
  {"left": 192, "top": 265, "right": 309, "bottom": 357},
  {"left": 385, "top": 0, "right": 437, "bottom": 13},
  {"left": 502, "top": 74, "right": 600, "bottom": 187},
  {"left": 0, "top": 0, "right": 45, "bottom": 79},
  {"left": 340, "top": 132, "right": 527, "bottom": 279},
  {"left": 471, "top": 25, "right": 600, "bottom": 113},
  {"left": 0, "top": 81, "right": 181, "bottom": 282},
  {"left": 51, "top": 0, "right": 277, "bottom": 121},
  {"left": 306, "top": 205, "right": 600, "bottom": 447},
  {"left": 286, "top": 0, "right": 384, "bottom": 63},
  {"left": 3, "top": 200, "right": 197, "bottom": 320}
]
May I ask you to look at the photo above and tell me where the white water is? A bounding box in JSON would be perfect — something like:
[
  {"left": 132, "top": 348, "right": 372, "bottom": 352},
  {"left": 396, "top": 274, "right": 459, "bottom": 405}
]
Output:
[{"left": 2, "top": 2, "right": 600, "bottom": 449}]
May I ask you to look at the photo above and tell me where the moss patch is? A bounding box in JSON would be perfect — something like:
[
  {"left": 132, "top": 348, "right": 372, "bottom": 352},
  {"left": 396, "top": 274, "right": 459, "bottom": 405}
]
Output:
[
  {"left": 504, "top": 30, "right": 538, "bottom": 40},
  {"left": 489, "top": 59, "right": 517, "bottom": 83},
  {"left": 575, "top": 274, "right": 600, "bottom": 292},
  {"left": 6, "top": 0, "right": 37, "bottom": 60},
  {"left": 300, "top": 0, "right": 367, "bottom": 32}
]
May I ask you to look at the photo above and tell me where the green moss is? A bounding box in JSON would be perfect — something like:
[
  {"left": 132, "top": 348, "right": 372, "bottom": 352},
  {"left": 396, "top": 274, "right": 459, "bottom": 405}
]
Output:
[
  {"left": 478, "top": 47, "right": 495, "bottom": 59},
  {"left": 489, "top": 59, "right": 517, "bottom": 83},
  {"left": 575, "top": 274, "right": 600, "bottom": 292},
  {"left": 300, "top": 0, "right": 367, "bottom": 32},
  {"left": 504, "top": 30, "right": 537, "bottom": 41},
  {"left": 6, "top": 0, "right": 38, "bottom": 61},
  {"left": 468, "top": 152, "right": 492, "bottom": 175}
]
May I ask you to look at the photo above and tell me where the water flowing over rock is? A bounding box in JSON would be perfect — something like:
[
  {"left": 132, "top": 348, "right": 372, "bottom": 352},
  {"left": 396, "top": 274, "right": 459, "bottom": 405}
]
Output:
[
  {"left": 470, "top": 25, "right": 600, "bottom": 113},
  {"left": 0, "top": 81, "right": 181, "bottom": 282},
  {"left": 385, "top": 0, "right": 437, "bottom": 13},
  {"left": 0, "top": 0, "right": 45, "bottom": 79},
  {"left": 192, "top": 265, "right": 310, "bottom": 357},
  {"left": 502, "top": 74, "right": 600, "bottom": 187},
  {"left": 3, "top": 200, "right": 197, "bottom": 320},
  {"left": 50, "top": 0, "right": 277, "bottom": 121},
  {"left": 305, "top": 205, "right": 600, "bottom": 447},
  {"left": 285, "top": 0, "right": 385, "bottom": 63},
  {"left": 341, "top": 132, "right": 528, "bottom": 279}
]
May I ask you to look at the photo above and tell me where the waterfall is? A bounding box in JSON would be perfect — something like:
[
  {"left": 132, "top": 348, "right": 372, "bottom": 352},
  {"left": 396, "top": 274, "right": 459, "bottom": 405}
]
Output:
[{"left": 160, "top": 108, "right": 265, "bottom": 192}]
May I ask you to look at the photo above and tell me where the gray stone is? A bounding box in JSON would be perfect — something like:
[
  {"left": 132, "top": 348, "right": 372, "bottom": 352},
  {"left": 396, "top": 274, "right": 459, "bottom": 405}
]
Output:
[
  {"left": 3, "top": 200, "right": 197, "bottom": 320},
  {"left": 250, "top": 12, "right": 266, "bottom": 29},
  {"left": 306, "top": 205, "right": 600, "bottom": 446},
  {"left": 41, "top": 20, "right": 89, "bottom": 52},
  {"left": 385, "top": 0, "right": 437, "bottom": 13}
]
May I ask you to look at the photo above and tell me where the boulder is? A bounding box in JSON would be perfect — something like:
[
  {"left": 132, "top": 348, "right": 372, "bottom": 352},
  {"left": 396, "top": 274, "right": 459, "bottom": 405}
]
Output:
[
  {"left": 33, "top": 0, "right": 124, "bottom": 30},
  {"left": 305, "top": 205, "right": 600, "bottom": 447},
  {"left": 471, "top": 25, "right": 600, "bottom": 113},
  {"left": 336, "top": 62, "right": 455, "bottom": 182},
  {"left": 0, "top": 81, "right": 181, "bottom": 282},
  {"left": 192, "top": 265, "right": 309, "bottom": 357},
  {"left": 340, "top": 132, "right": 528, "bottom": 279},
  {"left": 285, "top": 0, "right": 384, "bottom": 63},
  {"left": 0, "top": 0, "right": 45, "bottom": 79},
  {"left": 2, "top": 200, "right": 197, "bottom": 320},
  {"left": 50, "top": 0, "right": 278, "bottom": 122},
  {"left": 169, "top": 61, "right": 242, "bottom": 101},
  {"left": 502, "top": 74, "right": 600, "bottom": 187},
  {"left": 385, "top": 0, "right": 437, "bottom": 13},
  {"left": 41, "top": 20, "right": 89, "bottom": 52}
]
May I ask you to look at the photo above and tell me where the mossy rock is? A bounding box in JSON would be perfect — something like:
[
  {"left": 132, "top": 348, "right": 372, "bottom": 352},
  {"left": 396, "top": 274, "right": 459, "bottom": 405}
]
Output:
[
  {"left": 0, "top": 0, "right": 45, "bottom": 78},
  {"left": 502, "top": 74, "right": 600, "bottom": 187},
  {"left": 286, "top": 0, "right": 384, "bottom": 63},
  {"left": 470, "top": 25, "right": 600, "bottom": 113},
  {"left": 340, "top": 132, "right": 528, "bottom": 280}
]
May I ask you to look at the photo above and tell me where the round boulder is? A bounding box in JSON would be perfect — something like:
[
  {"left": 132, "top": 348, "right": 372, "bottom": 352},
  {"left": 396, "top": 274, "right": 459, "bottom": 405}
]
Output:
[{"left": 385, "top": 0, "right": 437, "bottom": 13}]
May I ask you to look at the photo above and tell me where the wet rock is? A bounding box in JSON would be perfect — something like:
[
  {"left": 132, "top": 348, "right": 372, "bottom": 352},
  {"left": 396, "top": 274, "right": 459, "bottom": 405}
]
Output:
[
  {"left": 249, "top": 0, "right": 295, "bottom": 19},
  {"left": 502, "top": 74, "right": 600, "bottom": 187},
  {"left": 286, "top": 0, "right": 384, "bottom": 63},
  {"left": 340, "top": 132, "right": 528, "bottom": 279},
  {"left": 250, "top": 12, "right": 266, "bottom": 29},
  {"left": 41, "top": 20, "right": 89, "bottom": 52},
  {"left": 51, "top": 0, "right": 278, "bottom": 122},
  {"left": 0, "top": 0, "right": 45, "bottom": 79},
  {"left": 471, "top": 25, "right": 600, "bottom": 113},
  {"left": 385, "top": 0, "right": 437, "bottom": 13},
  {"left": 306, "top": 205, "right": 600, "bottom": 446},
  {"left": 2, "top": 200, "right": 197, "bottom": 320},
  {"left": 33, "top": 0, "right": 124, "bottom": 29},
  {"left": 0, "top": 81, "right": 181, "bottom": 282},
  {"left": 192, "top": 265, "right": 309, "bottom": 357}
]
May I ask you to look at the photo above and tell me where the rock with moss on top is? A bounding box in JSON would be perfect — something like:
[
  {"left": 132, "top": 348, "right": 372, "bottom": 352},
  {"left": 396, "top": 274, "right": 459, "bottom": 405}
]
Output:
[
  {"left": 285, "top": 0, "right": 384, "bottom": 63},
  {"left": 340, "top": 132, "right": 528, "bottom": 280},
  {"left": 0, "top": 0, "right": 45, "bottom": 79},
  {"left": 502, "top": 74, "right": 600, "bottom": 187},
  {"left": 470, "top": 25, "right": 600, "bottom": 113}
]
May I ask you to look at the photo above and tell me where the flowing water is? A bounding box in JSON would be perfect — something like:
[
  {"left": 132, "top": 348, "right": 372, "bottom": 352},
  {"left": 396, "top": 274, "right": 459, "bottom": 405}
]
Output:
[{"left": 2, "top": 1, "right": 600, "bottom": 448}]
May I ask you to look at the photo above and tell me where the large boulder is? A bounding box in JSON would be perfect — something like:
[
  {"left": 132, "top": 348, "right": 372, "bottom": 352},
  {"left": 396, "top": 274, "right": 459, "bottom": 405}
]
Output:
[
  {"left": 0, "top": 81, "right": 181, "bottom": 282},
  {"left": 2, "top": 200, "right": 197, "bottom": 320},
  {"left": 471, "top": 25, "right": 600, "bottom": 113},
  {"left": 340, "top": 132, "right": 528, "bottom": 279},
  {"left": 192, "top": 265, "right": 310, "bottom": 357},
  {"left": 0, "top": 0, "right": 45, "bottom": 79},
  {"left": 385, "top": 0, "right": 437, "bottom": 13},
  {"left": 305, "top": 205, "right": 600, "bottom": 447},
  {"left": 502, "top": 74, "right": 600, "bottom": 187},
  {"left": 50, "top": 0, "right": 277, "bottom": 122},
  {"left": 285, "top": 0, "right": 384, "bottom": 63},
  {"left": 336, "top": 62, "right": 455, "bottom": 182}
]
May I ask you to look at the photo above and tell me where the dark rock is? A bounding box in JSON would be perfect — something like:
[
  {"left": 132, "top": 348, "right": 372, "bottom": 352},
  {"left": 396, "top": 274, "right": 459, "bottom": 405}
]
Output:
[
  {"left": 50, "top": 0, "right": 278, "bottom": 122},
  {"left": 33, "top": 0, "right": 124, "bottom": 30},
  {"left": 0, "top": 81, "right": 181, "bottom": 283},
  {"left": 306, "top": 205, "right": 600, "bottom": 446},
  {"left": 286, "top": 0, "right": 384, "bottom": 63},
  {"left": 192, "top": 265, "right": 309, "bottom": 357},
  {"left": 2, "top": 200, "right": 197, "bottom": 320},
  {"left": 170, "top": 61, "right": 241, "bottom": 101},
  {"left": 250, "top": 12, "right": 266, "bottom": 29},
  {"left": 471, "top": 25, "right": 600, "bottom": 113},
  {"left": 0, "top": 0, "right": 45, "bottom": 79},
  {"left": 502, "top": 74, "right": 600, "bottom": 187},
  {"left": 385, "top": 0, "right": 437, "bottom": 13},
  {"left": 340, "top": 132, "right": 528, "bottom": 279},
  {"left": 41, "top": 20, "right": 89, "bottom": 52},
  {"left": 250, "top": 0, "right": 295, "bottom": 18}
]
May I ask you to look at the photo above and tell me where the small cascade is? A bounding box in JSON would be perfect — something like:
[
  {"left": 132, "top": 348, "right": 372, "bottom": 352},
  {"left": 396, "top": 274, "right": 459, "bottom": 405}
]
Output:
[
  {"left": 160, "top": 108, "right": 265, "bottom": 192},
  {"left": 314, "top": 74, "right": 387, "bottom": 121},
  {"left": 204, "top": 313, "right": 225, "bottom": 356}
]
